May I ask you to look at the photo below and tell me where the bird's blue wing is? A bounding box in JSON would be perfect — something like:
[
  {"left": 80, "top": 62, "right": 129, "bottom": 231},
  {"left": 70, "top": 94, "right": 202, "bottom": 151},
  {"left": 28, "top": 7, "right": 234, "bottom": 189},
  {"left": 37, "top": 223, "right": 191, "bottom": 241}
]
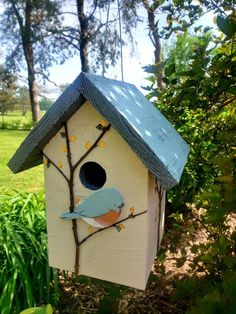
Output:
[
  {"left": 60, "top": 189, "right": 124, "bottom": 220},
  {"left": 60, "top": 211, "right": 83, "bottom": 219},
  {"left": 75, "top": 189, "right": 124, "bottom": 217}
]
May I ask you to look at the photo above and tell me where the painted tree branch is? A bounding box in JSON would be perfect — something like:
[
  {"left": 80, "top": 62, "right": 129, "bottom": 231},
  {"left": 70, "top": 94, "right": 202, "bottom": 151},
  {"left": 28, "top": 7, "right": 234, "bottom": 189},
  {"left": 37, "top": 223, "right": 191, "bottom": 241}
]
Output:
[
  {"left": 42, "top": 152, "right": 70, "bottom": 184},
  {"left": 42, "top": 123, "right": 80, "bottom": 273},
  {"left": 155, "top": 179, "right": 164, "bottom": 250},
  {"left": 73, "top": 123, "right": 111, "bottom": 171},
  {"left": 63, "top": 122, "right": 80, "bottom": 273},
  {"left": 64, "top": 121, "right": 111, "bottom": 273},
  {"left": 80, "top": 210, "right": 147, "bottom": 246},
  {"left": 63, "top": 122, "right": 75, "bottom": 212}
]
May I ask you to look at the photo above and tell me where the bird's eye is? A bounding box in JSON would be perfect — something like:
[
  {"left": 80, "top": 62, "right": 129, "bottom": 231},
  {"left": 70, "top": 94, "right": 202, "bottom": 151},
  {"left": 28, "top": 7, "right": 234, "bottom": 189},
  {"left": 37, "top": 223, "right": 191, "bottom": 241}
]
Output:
[{"left": 79, "top": 161, "right": 106, "bottom": 190}]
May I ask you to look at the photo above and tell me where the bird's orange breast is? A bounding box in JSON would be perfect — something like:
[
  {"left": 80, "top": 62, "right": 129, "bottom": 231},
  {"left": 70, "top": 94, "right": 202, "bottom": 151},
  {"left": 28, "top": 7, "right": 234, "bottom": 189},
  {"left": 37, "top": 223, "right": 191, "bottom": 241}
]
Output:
[{"left": 95, "top": 210, "right": 120, "bottom": 227}]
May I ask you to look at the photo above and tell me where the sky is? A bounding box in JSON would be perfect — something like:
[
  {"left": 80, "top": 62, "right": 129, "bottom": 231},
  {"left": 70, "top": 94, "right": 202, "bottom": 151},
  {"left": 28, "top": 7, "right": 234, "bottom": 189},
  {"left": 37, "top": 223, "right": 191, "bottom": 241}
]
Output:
[
  {"left": 0, "top": 2, "right": 216, "bottom": 99},
  {"left": 48, "top": 5, "right": 155, "bottom": 97},
  {"left": 48, "top": 8, "right": 216, "bottom": 98}
]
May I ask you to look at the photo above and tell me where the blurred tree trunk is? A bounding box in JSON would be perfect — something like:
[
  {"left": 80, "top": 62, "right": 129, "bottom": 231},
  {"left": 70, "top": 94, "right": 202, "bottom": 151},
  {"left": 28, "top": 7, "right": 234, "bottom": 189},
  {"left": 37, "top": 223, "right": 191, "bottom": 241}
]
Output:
[
  {"left": 24, "top": 41, "right": 40, "bottom": 121},
  {"left": 76, "top": 0, "right": 90, "bottom": 72},
  {"left": 3, "top": 0, "right": 66, "bottom": 122},
  {"left": 10, "top": 0, "right": 41, "bottom": 122},
  {"left": 142, "top": 0, "right": 163, "bottom": 90}
]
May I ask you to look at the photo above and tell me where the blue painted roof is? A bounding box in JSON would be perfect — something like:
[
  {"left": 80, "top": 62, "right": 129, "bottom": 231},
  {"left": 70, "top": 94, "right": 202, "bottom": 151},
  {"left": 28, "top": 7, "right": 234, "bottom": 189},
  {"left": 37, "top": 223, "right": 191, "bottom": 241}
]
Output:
[{"left": 8, "top": 72, "right": 189, "bottom": 190}]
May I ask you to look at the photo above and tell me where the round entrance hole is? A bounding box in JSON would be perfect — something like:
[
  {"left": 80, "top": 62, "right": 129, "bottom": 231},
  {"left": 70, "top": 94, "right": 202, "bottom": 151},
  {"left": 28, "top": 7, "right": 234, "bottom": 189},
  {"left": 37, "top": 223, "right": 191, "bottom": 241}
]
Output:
[{"left": 79, "top": 161, "right": 106, "bottom": 190}]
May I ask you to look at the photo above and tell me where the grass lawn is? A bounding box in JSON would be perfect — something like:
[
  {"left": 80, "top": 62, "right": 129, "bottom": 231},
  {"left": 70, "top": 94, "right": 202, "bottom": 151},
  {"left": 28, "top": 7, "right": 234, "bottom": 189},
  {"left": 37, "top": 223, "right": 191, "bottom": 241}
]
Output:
[{"left": 0, "top": 129, "right": 44, "bottom": 193}]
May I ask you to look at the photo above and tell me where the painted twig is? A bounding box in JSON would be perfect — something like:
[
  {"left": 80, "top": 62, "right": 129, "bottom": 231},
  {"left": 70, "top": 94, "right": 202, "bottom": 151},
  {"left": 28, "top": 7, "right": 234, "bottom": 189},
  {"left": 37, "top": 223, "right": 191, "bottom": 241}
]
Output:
[
  {"left": 42, "top": 122, "right": 111, "bottom": 273},
  {"left": 64, "top": 122, "right": 111, "bottom": 272},
  {"left": 42, "top": 152, "right": 69, "bottom": 184},
  {"left": 80, "top": 210, "right": 147, "bottom": 246},
  {"left": 72, "top": 123, "right": 111, "bottom": 171},
  {"left": 63, "top": 122, "right": 81, "bottom": 273},
  {"left": 64, "top": 123, "right": 75, "bottom": 212},
  {"left": 42, "top": 150, "right": 80, "bottom": 273},
  {"left": 155, "top": 179, "right": 164, "bottom": 250}
]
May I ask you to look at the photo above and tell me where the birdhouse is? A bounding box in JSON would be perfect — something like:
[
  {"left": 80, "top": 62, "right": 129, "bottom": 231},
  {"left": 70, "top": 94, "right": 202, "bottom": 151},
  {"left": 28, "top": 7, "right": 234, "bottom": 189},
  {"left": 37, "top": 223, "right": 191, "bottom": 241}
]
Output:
[{"left": 8, "top": 72, "right": 189, "bottom": 290}]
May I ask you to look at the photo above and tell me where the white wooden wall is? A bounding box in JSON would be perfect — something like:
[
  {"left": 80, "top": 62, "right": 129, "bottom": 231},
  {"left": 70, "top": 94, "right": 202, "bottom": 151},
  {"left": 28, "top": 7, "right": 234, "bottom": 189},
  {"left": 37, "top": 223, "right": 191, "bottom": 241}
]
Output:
[
  {"left": 145, "top": 173, "right": 166, "bottom": 281},
  {"left": 43, "top": 101, "right": 152, "bottom": 289}
]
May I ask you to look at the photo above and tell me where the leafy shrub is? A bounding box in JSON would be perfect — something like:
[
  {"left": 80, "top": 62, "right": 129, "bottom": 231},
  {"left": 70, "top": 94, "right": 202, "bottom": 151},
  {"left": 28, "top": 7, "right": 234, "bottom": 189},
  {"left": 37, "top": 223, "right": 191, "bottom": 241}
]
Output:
[
  {"left": 0, "top": 191, "right": 59, "bottom": 314},
  {"left": 0, "top": 119, "right": 35, "bottom": 130},
  {"left": 146, "top": 7, "right": 236, "bottom": 313}
]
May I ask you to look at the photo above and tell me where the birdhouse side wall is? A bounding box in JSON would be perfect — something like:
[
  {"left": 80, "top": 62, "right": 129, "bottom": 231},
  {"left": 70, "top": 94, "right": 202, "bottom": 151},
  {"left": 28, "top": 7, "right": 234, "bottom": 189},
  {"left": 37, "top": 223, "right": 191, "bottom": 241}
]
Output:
[
  {"left": 145, "top": 173, "right": 166, "bottom": 281},
  {"left": 43, "top": 101, "right": 149, "bottom": 289}
]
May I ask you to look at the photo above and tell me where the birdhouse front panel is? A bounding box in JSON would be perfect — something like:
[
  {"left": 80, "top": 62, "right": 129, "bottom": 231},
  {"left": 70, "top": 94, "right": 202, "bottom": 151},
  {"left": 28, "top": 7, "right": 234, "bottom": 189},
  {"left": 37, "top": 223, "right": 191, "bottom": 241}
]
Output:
[{"left": 43, "top": 100, "right": 154, "bottom": 289}]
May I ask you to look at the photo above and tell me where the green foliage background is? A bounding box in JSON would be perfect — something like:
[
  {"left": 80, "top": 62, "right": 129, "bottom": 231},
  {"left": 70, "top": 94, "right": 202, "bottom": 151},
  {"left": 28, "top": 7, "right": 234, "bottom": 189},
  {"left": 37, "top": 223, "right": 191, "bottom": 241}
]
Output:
[
  {"left": 145, "top": 10, "right": 236, "bottom": 312},
  {"left": 0, "top": 192, "right": 58, "bottom": 314}
]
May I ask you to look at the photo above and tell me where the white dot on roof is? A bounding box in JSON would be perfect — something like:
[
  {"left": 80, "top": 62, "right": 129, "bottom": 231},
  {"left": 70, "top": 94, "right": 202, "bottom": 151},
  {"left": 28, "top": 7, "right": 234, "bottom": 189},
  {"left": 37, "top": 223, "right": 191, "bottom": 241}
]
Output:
[
  {"left": 128, "top": 89, "right": 136, "bottom": 97},
  {"left": 113, "top": 86, "right": 128, "bottom": 99},
  {"left": 159, "top": 156, "right": 166, "bottom": 163},
  {"left": 135, "top": 100, "right": 143, "bottom": 108},
  {"left": 125, "top": 108, "right": 132, "bottom": 114},
  {"left": 135, "top": 118, "right": 141, "bottom": 124},
  {"left": 107, "top": 90, "right": 117, "bottom": 101},
  {"left": 145, "top": 130, "right": 152, "bottom": 137}
]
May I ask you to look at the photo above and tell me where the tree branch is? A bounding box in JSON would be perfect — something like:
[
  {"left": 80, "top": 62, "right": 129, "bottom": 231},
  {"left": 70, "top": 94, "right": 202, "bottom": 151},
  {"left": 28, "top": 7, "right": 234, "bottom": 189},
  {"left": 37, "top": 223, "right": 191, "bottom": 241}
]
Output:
[
  {"left": 63, "top": 123, "right": 75, "bottom": 211},
  {"left": 9, "top": 0, "right": 24, "bottom": 34},
  {"left": 87, "top": 0, "right": 98, "bottom": 22},
  {"left": 55, "top": 36, "right": 80, "bottom": 51},
  {"left": 35, "top": 70, "right": 59, "bottom": 87},
  {"left": 42, "top": 151, "right": 70, "bottom": 184},
  {"left": 80, "top": 210, "right": 147, "bottom": 246},
  {"left": 209, "top": 0, "right": 228, "bottom": 18},
  {"left": 89, "top": 18, "right": 118, "bottom": 41},
  {"left": 72, "top": 123, "right": 111, "bottom": 171},
  {"left": 155, "top": 179, "right": 164, "bottom": 250},
  {"left": 63, "top": 122, "right": 80, "bottom": 273}
]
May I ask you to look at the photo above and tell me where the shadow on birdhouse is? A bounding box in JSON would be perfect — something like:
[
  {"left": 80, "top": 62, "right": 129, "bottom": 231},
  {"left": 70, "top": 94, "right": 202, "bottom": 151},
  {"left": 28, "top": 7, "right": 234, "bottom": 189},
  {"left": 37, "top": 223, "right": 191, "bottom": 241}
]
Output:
[{"left": 8, "top": 72, "right": 189, "bottom": 290}]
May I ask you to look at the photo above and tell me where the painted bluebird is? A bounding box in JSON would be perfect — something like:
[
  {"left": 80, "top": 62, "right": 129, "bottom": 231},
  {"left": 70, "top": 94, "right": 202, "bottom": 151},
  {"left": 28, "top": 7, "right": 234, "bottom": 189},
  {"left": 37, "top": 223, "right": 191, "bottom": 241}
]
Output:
[{"left": 60, "top": 188, "right": 124, "bottom": 228}]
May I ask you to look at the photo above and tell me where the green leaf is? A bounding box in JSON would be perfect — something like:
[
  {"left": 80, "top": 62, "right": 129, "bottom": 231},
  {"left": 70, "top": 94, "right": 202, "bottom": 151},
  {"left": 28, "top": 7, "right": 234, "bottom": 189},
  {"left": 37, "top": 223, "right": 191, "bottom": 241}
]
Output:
[
  {"left": 143, "top": 63, "right": 164, "bottom": 74},
  {"left": 176, "top": 258, "right": 186, "bottom": 268},
  {"left": 216, "top": 15, "right": 236, "bottom": 38},
  {"left": 223, "top": 255, "right": 235, "bottom": 268},
  {"left": 216, "top": 175, "right": 233, "bottom": 183},
  {"left": 20, "top": 304, "right": 53, "bottom": 314},
  {"left": 194, "top": 25, "right": 202, "bottom": 33},
  {"left": 164, "top": 63, "right": 176, "bottom": 77},
  {"left": 227, "top": 86, "right": 236, "bottom": 95},
  {"left": 143, "top": 64, "right": 157, "bottom": 74},
  {"left": 202, "top": 290, "right": 221, "bottom": 303},
  {"left": 60, "top": 131, "right": 66, "bottom": 138},
  {"left": 199, "top": 254, "right": 213, "bottom": 264},
  {"left": 98, "top": 283, "right": 124, "bottom": 313},
  {"left": 96, "top": 124, "right": 105, "bottom": 131}
]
